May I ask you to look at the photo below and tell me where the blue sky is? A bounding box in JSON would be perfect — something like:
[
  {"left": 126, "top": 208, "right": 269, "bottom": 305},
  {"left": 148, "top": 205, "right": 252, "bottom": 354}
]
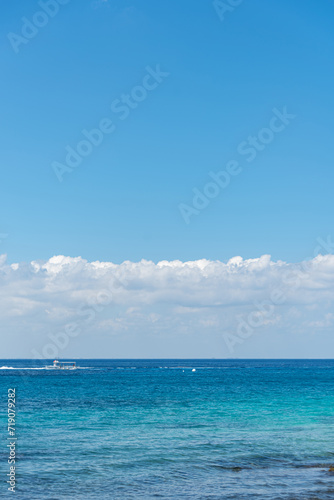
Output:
[
  {"left": 1, "top": 0, "right": 333, "bottom": 265},
  {"left": 1, "top": 1, "right": 334, "bottom": 359}
]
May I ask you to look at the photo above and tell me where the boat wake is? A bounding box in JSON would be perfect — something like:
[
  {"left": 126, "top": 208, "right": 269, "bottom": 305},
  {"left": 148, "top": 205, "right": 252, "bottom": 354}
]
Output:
[
  {"left": 0, "top": 366, "right": 92, "bottom": 370},
  {"left": 0, "top": 366, "right": 47, "bottom": 370}
]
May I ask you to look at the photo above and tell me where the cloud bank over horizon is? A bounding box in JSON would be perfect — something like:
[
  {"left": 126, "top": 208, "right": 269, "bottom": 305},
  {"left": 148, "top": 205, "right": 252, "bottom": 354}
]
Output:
[{"left": 1, "top": 253, "right": 334, "bottom": 359}]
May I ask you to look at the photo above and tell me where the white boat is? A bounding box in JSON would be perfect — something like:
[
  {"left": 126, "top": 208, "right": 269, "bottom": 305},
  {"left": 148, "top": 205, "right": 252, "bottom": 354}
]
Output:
[{"left": 45, "top": 360, "right": 77, "bottom": 370}]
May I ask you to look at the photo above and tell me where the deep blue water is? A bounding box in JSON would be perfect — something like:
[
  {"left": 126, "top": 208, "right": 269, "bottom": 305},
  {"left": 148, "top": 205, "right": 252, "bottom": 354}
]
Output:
[{"left": 1, "top": 359, "right": 334, "bottom": 499}]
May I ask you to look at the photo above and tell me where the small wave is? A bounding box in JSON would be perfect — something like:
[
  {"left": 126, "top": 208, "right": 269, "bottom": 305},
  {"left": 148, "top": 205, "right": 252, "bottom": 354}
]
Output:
[
  {"left": 0, "top": 366, "right": 93, "bottom": 370},
  {"left": 0, "top": 366, "right": 48, "bottom": 370}
]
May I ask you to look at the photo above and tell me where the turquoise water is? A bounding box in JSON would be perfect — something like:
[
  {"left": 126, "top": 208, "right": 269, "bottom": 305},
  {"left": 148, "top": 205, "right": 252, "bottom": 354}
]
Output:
[{"left": 1, "top": 359, "right": 334, "bottom": 499}]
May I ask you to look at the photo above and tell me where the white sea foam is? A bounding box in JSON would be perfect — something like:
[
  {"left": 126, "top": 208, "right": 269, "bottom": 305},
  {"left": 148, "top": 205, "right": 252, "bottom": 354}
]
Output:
[
  {"left": 0, "top": 366, "right": 46, "bottom": 370},
  {"left": 0, "top": 366, "right": 92, "bottom": 370}
]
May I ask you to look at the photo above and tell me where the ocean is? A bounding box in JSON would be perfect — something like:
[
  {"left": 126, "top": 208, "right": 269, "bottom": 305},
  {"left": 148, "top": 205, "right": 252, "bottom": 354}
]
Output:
[{"left": 1, "top": 359, "right": 334, "bottom": 499}]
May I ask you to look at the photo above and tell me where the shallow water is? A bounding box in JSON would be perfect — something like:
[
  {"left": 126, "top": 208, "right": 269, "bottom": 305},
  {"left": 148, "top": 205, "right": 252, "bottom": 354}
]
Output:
[{"left": 1, "top": 359, "right": 334, "bottom": 499}]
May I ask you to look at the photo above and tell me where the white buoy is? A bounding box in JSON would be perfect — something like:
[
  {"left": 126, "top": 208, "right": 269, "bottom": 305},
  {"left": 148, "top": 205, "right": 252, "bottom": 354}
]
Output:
[{"left": 192, "top": 368, "right": 196, "bottom": 372}]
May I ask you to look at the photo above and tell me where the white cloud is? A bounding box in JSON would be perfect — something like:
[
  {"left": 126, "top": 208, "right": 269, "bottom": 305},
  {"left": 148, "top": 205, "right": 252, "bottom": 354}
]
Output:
[{"left": 1, "top": 253, "right": 334, "bottom": 358}]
